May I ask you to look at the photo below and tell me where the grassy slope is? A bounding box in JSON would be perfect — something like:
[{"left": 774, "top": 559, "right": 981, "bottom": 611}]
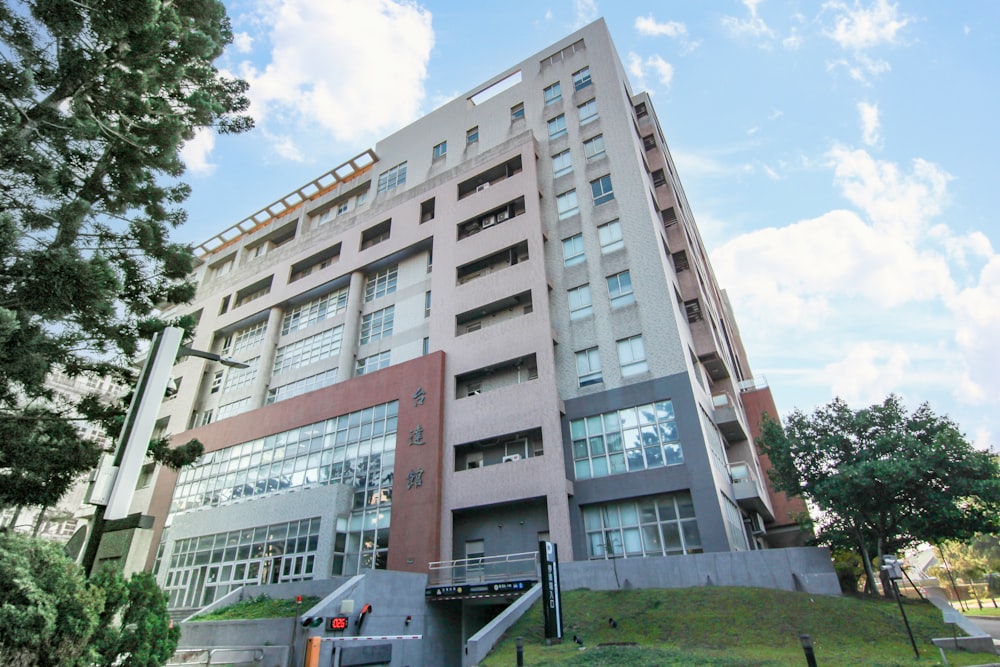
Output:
[
  {"left": 482, "top": 587, "right": 999, "bottom": 667},
  {"left": 192, "top": 595, "right": 321, "bottom": 621}
]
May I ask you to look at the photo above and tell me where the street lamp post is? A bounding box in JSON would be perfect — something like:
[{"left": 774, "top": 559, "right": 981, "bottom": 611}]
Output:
[{"left": 79, "top": 327, "right": 247, "bottom": 576}]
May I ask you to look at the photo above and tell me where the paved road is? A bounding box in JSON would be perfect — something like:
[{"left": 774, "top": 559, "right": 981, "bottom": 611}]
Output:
[{"left": 965, "top": 615, "right": 1000, "bottom": 641}]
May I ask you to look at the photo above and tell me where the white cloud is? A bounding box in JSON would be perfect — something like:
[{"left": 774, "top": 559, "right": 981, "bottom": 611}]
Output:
[
  {"left": 180, "top": 128, "right": 217, "bottom": 176},
  {"left": 827, "top": 146, "right": 952, "bottom": 239},
  {"left": 574, "top": 0, "right": 598, "bottom": 27},
  {"left": 722, "top": 0, "right": 775, "bottom": 41},
  {"left": 857, "top": 101, "right": 880, "bottom": 146},
  {"left": 241, "top": 0, "right": 434, "bottom": 148},
  {"left": 949, "top": 255, "right": 1000, "bottom": 404},
  {"left": 824, "top": 0, "right": 913, "bottom": 51},
  {"left": 782, "top": 27, "right": 803, "bottom": 50},
  {"left": 626, "top": 52, "right": 674, "bottom": 93},
  {"left": 232, "top": 31, "right": 253, "bottom": 53},
  {"left": 635, "top": 15, "right": 687, "bottom": 38},
  {"left": 825, "top": 342, "right": 911, "bottom": 405}
]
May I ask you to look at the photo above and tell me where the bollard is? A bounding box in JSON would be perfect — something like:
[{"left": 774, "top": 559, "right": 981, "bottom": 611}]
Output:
[
  {"left": 799, "top": 634, "right": 817, "bottom": 667},
  {"left": 516, "top": 636, "right": 524, "bottom": 667}
]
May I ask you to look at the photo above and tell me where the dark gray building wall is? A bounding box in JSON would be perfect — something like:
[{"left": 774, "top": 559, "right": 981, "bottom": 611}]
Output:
[
  {"left": 562, "top": 371, "right": 737, "bottom": 559},
  {"left": 451, "top": 497, "right": 548, "bottom": 560}
]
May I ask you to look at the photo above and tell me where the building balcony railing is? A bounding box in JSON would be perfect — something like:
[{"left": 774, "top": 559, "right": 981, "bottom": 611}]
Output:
[
  {"left": 711, "top": 392, "right": 750, "bottom": 444},
  {"left": 428, "top": 551, "right": 539, "bottom": 588},
  {"left": 728, "top": 461, "right": 773, "bottom": 521}
]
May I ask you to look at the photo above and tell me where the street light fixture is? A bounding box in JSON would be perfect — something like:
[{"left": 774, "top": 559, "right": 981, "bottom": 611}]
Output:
[{"left": 80, "top": 327, "right": 242, "bottom": 575}]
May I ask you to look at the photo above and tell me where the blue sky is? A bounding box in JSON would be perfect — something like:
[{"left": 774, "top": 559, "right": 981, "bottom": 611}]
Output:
[{"left": 177, "top": 0, "right": 1000, "bottom": 448}]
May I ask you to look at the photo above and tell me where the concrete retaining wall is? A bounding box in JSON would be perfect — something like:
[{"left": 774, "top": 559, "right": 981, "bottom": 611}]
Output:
[{"left": 559, "top": 546, "right": 840, "bottom": 595}]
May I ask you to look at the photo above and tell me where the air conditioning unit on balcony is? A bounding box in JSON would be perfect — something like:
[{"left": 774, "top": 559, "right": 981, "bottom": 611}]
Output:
[
  {"left": 495, "top": 209, "right": 510, "bottom": 222},
  {"left": 502, "top": 454, "right": 521, "bottom": 463},
  {"left": 476, "top": 182, "right": 491, "bottom": 192},
  {"left": 481, "top": 215, "right": 496, "bottom": 228}
]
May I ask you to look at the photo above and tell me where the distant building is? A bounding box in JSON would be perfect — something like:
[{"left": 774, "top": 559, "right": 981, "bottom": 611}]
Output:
[
  {"left": 1, "top": 368, "right": 122, "bottom": 543},
  {"left": 138, "top": 19, "right": 807, "bottom": 613}
]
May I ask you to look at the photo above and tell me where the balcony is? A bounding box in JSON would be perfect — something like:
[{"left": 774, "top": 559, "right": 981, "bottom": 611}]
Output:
[
  {"left": 712, "top": 392, "right": 750, "bottom": 444},
  {"left": 728, "top": 462, "right": 774, "bottom": 521},
  {"left": 426, "top": 552, "right": 539, "bottom": 601}
]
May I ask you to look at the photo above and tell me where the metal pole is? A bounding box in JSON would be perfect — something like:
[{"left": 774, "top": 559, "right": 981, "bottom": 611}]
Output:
[
  {"left": 893, "top": 580, "right": 920, "bottom": 659},
  {"left": 516, "top": 636, "right": 524, "bottom": 666},
  {"left": 799, "top": 634, "right": 817, "bottom": 667},
  {"left": 79, "top": 327, "right": 183, "bottom": 575}
]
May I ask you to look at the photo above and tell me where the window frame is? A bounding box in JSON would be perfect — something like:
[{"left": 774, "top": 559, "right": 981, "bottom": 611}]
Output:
[
  {"left": 617, "top": 334, "right": 648, "bottom": 376},
  {"left": 578, "top": 98, "right": 598, "bottom": 125},
  {"left": 548, "top": 114, "right": 567, "bottom": 139},
  {"left": 573, "top": 66, "right": 592, "bottom": 91},
  {"left": 556, "top": 189, "right": 579, "bottom": 219},
  {"left": 568, "top": 283, "right": 593, "bottom": 320},
  {"left": 583, "top": 134, "right": 606, "bottom": 160},
  {"left": 552, "top": 149, "right": 573, "bottom": 177},
  {"left": 576, "top": 347, "right": 603, "bottom": 387},
  {"left": 607, "top": 270, "right": 634, "bottom": 307},
  {"left": 591, "top": 174, "right": 615, "bottom": 206},
  {"left": 543, "top": 81, "right": 562, "bottom": 105},
  {"left": 562, "top": 233, "right": 585, "bottom": 267},
  {"left": 433, "top": 141, "right": 447, "bottom": 160},
  {"left": 598, "top": 220, "right": 624, "bottom": 254},
  {"left": 376, "top": 161, "right": 407, "bottom": 194}
]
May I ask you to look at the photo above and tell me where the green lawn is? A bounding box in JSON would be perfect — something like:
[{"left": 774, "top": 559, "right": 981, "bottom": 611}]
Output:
[
  {"left": 481, "top": 587, "right": 999, "bottom": 667},
  {"left": 192, "top": 595, "right": 321, "bottom": 621}
]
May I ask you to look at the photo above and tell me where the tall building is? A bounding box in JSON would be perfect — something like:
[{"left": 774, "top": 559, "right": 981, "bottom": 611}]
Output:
[{"left": 143, "top": 19, "right": 799, "bottom": 612}]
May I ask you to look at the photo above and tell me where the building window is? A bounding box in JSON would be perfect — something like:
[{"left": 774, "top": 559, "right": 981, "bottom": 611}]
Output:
[
  {"left": 591, "top": 174, "right": 614, "bottom": 205},
  {"left": 576, "top": 347, "right": 602, "bottom": 387},
  {"left": 228, "top": 320, "right": 267, "bottom": 355},
  {"left": 562, "top": 234, "right": 585, "bottom": 266},
  {"left": 568, "top": 284, "right": 593, "bottom": 320},
  {"left": 356, "top": 351, "right": 391, "bottom": 376},
  {"left": 360, "top": 306, "right": 394, "bottom": 344},
  {"left": 210, "top": 370, "right": 224, "bottom": 394},
  {"left": 583, "top": 134, "right": 605, "bottom": 160},
  {"left": 552, "top": 149, "right": 573, "bottom": 177},
  {"left": 635, "top": 102, "right": 648, "bottom": 118},
  {"left": 570, "top": 400, "right": 682, "bottom": 481},
  {"left": 548, "top": 114, "right": 567, "bottom": 139},
  {"left": 162, "top": 518, "right": 321, "bottom": 608},
  {"left": 272, "top": 326, "right": 344, "bottom": 375},
  {"left": 573, "top": 66, "right": 592, "bottom": 91},
  {"left": 364, "top": 265, "right": 398, "bottom": 302},
  {"left": 420, "top": 198, "right": 436, "bottom": 223},
  {"left": 578, "top": 99, "right": 598, "bottom": 125},
  {"left": 466, "top": 126, "right": 479, "bottom": 144},
  {"left": 266, "top": 369, "right": 338, "bottom": 405},
  {"left": 360, "top": 219, "right": 391, "bottom": 250},
  {"left": 282, "top": 287, "right": 349, "bottom": 335},
  {"left": 544, "top": 81, "right": 562, "bottom": 105},
  {"left": 221, "top": 357, "right": 259, "bottom": 393},
  {"left": 424, "top": 291, "right": 432, "bottom": 318},
  {"left": 556, "top": 189, "right": 579, "bottom": 219},
  {"left": 617, "top": 335, "right": 647, "bottom": 376},
  {"left": 598, "top": 220, "right": 624, "bottom": 253},
  {"left": 216, "top": 397, "right": 252, "bottom": 421},
  {"left": 607, "top": 270, "right": 634, "bottom": 307},
  {"left": 422, "top": 337, "right": 430, "bottom": 355},
  {"left": 642, "top": 134, "right": 656, "bottom": 151},
  {"left": 376, "top": 161, "right": 407, "bottom": 194},
  {"left": 433, "top": 141, "right": 447, "bottom": 160},
  {"left": 511, "top": 102, "right": 525, "bottom": 121},
  {"left": 582, "top": 492, "right": 702, "bottom": 560},
  {"left": 651, "top": 169, "right": 667, "bottom": 188},
  {"left": 337, "top": 200, "right": 350, "bottom": 216}
]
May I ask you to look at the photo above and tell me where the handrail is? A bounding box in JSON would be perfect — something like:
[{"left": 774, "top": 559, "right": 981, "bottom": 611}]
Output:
[{"left": 428, "top": 551, "right": 539, "bottom": 587}]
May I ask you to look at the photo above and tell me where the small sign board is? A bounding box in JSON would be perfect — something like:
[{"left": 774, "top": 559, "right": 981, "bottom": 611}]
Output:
[{"left": 327, "top": 616, "right": 350, "bottom": 632}]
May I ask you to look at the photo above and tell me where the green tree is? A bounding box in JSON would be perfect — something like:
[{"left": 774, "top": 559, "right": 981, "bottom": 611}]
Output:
[
  {"left": 0, "top": 531, "right": 104, "bottom": 666},
  {"left": 90, "top": 568, "right": 180, "bottom": 667},
  {"left": 758, "top": 395, "right": 1000, "bottom": 596},
  {"left": 0, "top": 0, "right": 251, "bottom": 512}
]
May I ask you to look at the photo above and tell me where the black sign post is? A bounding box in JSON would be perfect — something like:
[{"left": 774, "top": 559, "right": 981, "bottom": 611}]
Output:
[{"left": 540, "top": 541, "right": 563, "bottom": 641}]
